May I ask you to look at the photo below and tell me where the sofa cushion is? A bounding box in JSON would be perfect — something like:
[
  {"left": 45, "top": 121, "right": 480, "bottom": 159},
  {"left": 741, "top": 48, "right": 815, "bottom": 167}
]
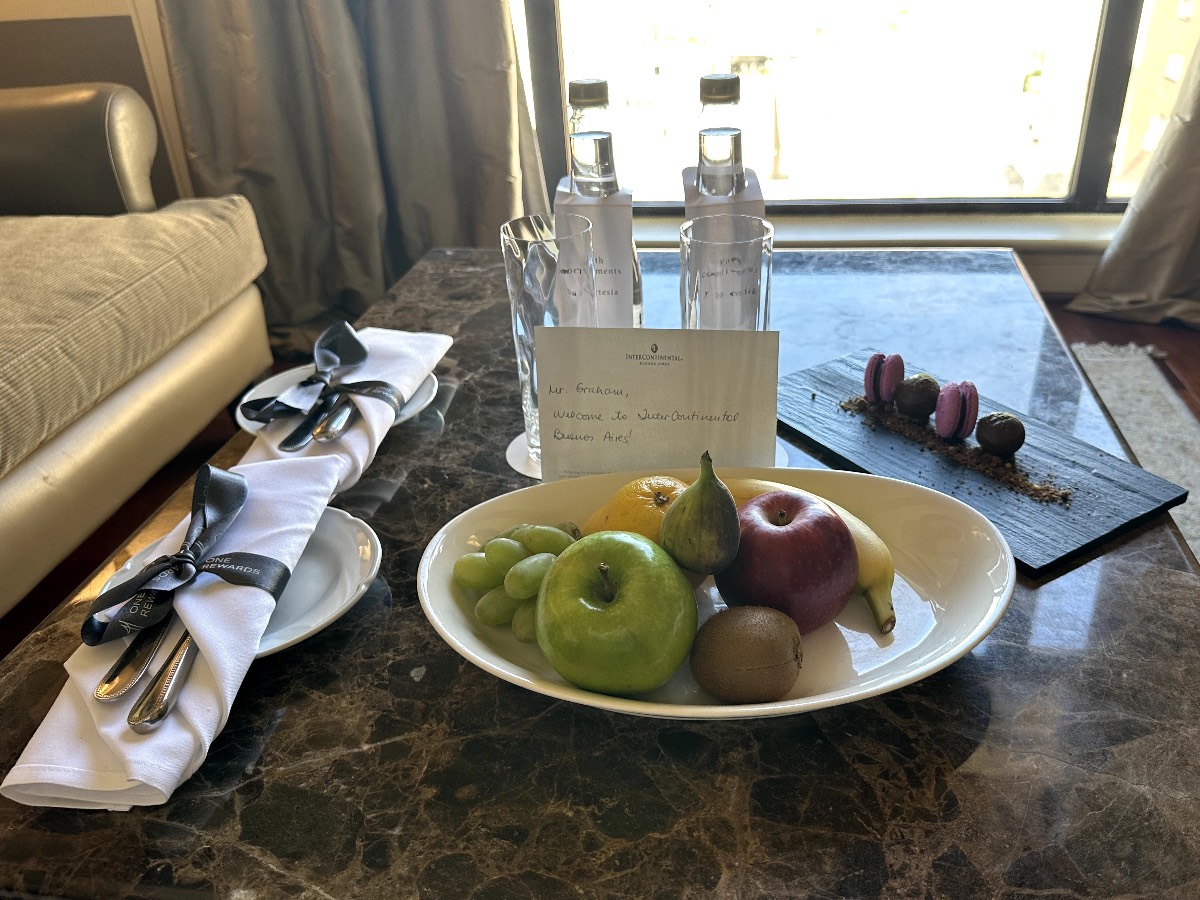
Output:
[{"left": 0, "top": 195, "right": 267, "bottom": 480}]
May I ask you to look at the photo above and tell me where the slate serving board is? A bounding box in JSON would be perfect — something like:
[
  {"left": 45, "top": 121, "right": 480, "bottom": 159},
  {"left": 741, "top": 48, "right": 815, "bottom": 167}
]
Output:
[{"left": 777, "top": 349, "right": 1188, "bottom": 575}]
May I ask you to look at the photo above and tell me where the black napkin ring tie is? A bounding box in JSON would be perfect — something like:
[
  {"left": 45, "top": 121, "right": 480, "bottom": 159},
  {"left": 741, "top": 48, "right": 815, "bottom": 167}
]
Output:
[
  {"left": 331, "top": 379, "right": 406, "bottom": 418},
  {"left": 80, "top": 465, "right": 292, "bottom": 646},
  {"left": 239, "top": 321, "right": 368, "bottom": 424}
]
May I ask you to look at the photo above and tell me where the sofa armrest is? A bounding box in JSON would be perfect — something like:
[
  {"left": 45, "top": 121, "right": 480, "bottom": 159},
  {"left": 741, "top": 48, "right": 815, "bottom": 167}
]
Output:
[{"left": 0, "top": 82, "right": 158, "bottom": 215}]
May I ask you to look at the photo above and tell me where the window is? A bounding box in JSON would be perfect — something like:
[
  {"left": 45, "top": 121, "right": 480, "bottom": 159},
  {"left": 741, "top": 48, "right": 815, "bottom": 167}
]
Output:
[
  {"left": 1109, "top": 0, "right": 1200, "bottom": 195},
  {"left": 524, "top": 0, "right": 1199, "bottom": 213}
]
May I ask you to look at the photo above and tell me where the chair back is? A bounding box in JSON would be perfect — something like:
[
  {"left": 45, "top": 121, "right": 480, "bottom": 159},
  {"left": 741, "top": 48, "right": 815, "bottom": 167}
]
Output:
[{"left": 0, "top": 82, "right": 158, "bottom": 215}]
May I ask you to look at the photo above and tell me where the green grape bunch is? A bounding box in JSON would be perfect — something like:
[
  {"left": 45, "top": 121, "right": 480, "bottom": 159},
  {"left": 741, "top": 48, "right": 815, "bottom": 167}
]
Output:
[{"left": 451, "top": 522, "right": 579, "bottom": 642}]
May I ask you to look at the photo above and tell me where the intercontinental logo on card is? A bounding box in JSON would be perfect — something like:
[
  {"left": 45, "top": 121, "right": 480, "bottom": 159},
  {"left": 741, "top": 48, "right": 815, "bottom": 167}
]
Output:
[{"left": 625, "top": 341, "right": 684, "bottom": 367}]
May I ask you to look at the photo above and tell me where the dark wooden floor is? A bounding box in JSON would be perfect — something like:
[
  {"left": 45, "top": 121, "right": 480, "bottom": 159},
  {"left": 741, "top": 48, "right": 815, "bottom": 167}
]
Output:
[
  {"left": 1043, "top": 294, "right": 1200, "bottom": 421},
  {"left": 1, "top": 299, "right": 1196, "bottom": 661}
]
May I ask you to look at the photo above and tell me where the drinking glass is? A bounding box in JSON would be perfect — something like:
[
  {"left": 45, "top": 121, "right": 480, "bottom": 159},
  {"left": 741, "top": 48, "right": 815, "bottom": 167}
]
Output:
[
  {"left": 679, "top": 214, "right": 773, "bottom": 330},
  {"left": 500, "top": 213, "right": 597, "bottom": 473}
]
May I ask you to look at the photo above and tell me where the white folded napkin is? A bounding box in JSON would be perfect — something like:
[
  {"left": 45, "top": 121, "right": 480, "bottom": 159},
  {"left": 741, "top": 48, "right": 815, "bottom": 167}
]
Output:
[
  {"left": 239, "top": 328, "right": 454, "bottom": 492},
  {"left": 1, "top": 326, "right": 452, "bottom": 809},
  {"left": 0, "top": 456, "right": 342, "bottom": 809}
]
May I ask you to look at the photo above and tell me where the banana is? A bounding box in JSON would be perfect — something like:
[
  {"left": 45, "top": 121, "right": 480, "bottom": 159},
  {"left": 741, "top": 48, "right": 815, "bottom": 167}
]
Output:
[{"left": 713, "top": 476, "right": 897, "bottom": 635}]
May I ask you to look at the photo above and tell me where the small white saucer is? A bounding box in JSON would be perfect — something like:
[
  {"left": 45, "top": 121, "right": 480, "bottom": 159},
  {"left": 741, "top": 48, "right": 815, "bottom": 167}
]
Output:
[
  {"left": 774, "top": 437, "right": 789, "bottom": 466},
  {"left": 256, "top": 508, "right": 381, "bottom": 657},
  {"left": 505, "top": 433, "right": 542, "bottom": 478},
  {"left": 236, "top": 366, "right": 438, "bottom": 434},
  {"left": 103, "top": 508, "right": 381, "bottom": 658}
]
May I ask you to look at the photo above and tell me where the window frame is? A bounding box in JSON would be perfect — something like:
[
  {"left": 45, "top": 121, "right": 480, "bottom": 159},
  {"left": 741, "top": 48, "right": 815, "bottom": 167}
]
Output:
[{"left": 525, "top": 0, "right": 1144, "bottom": 216}]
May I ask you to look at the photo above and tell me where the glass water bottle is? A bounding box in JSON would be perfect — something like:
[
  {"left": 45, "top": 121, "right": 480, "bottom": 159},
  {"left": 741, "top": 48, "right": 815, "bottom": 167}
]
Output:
[
  {"left": 569, "top": 130, "right": 643, "bottom": 327},
  {"left": 696, "top": 127, "right": 747, "bottom": 197},
  {"left": 696, "top": 74, "right": 746, "bottom": 196}
]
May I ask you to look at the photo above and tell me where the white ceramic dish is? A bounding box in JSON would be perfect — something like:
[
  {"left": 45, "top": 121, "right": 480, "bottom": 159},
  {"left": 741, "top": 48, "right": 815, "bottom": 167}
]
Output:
[
  {"left": 417, "top": 467, "right": 1015, "bottom": 720},
  {"left": 235, "top": 367, "right": 438, "bottom": 434},
  {"left": 106, "top": 508, "right": 381, "bottom": 658}
]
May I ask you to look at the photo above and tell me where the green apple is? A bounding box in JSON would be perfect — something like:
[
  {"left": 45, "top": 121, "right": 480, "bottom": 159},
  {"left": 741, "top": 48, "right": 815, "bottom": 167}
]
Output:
[{"left": 536, "top": 530, "right": 698, "bottom": 696}]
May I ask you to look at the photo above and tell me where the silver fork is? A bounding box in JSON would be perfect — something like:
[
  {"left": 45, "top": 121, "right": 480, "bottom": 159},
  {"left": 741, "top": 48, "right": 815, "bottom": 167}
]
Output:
[{"left": 93, "top": 614, "right": 174, "bottom": 702}]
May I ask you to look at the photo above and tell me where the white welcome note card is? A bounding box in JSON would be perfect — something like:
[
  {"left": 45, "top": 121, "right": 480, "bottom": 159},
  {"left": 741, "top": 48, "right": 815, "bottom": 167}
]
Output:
[{"left": 536, "top": 327, "right": 779, "bottom": 481}]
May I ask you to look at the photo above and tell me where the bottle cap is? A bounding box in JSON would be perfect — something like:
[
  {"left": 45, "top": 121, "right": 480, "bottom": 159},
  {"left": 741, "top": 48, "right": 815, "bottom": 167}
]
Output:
[
  {"left": 568, "top": 79, "right": 609, "bottom": 108},
  {"left": 570, "top": 131, "right": 619, "bottom": 196},
  {"left": 700, "top": 73, "right": 740, "bottom": 105}
]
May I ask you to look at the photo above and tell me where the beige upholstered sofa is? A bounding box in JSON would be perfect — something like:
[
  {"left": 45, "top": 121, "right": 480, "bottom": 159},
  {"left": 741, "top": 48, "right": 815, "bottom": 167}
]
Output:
[{"left": 0, "top": 84, "right": 273, "bottom": 617}]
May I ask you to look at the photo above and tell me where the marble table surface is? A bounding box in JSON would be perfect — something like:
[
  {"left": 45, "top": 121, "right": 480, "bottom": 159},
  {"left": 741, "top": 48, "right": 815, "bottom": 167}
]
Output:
[{"left": 1, "top": 247, "right": 1198, "bottom": 898}]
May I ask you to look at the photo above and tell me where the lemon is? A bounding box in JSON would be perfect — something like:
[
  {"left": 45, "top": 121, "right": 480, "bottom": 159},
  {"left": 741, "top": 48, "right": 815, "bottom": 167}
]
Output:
[{"left": 581, "top": 475, "right": 689, "bottom": 543}]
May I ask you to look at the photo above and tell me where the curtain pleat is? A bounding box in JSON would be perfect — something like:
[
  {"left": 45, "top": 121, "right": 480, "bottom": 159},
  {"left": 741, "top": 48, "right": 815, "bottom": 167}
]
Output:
[
  {"left": 1069, "top": 35, "right": 1200, "bottom": 329},
  {"left": 156, "top": 0, "right": 546, "bottom": 354}
]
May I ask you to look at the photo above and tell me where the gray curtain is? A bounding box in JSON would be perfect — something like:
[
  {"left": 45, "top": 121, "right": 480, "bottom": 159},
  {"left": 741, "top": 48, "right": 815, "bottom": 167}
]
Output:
[
  {"left": 157, "top": 0, "right": 548, "bottom": 356},
  {"left": 1068, "top": 35, "right": 1200, "bottom": 329}
]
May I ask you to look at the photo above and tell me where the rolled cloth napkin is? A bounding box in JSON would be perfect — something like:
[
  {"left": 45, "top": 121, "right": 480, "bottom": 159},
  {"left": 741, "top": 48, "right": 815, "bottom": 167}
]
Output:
[
  {"left": 239, "top": 328, "right": 454, "bottom": 491},
  {"left": 0, "top": 456, "right": 342, "bottom": 809},
  {"left": 1, "top": 326, "right": 453, "bottom": 809}
]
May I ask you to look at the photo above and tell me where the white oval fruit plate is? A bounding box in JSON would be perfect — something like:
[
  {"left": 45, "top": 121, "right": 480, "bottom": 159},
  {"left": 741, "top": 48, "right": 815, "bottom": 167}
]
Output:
[{"left": 417, "top": 467, "right": 1015, "bottom": 720}]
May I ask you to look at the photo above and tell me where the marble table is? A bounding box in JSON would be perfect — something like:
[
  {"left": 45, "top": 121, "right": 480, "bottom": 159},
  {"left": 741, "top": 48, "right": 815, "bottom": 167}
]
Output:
[{"left": 1, "top": 248, "right": 1197, "bottom": 898}]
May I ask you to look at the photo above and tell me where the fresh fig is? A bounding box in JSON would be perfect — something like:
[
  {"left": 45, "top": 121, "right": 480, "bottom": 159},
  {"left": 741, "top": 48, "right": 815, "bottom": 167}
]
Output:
[{"left": 659, "top": 451, "right": 741, "bottom": 575}]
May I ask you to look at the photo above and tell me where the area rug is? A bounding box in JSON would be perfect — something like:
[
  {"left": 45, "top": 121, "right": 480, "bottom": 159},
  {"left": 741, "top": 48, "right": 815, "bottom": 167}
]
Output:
[{"left": 1072, "top": 341, "right": 1199, "bottom": 559}]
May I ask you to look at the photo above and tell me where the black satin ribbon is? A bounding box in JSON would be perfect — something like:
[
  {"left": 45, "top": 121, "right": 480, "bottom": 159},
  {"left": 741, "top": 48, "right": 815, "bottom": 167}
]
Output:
[
  {"left": 240, "top": 321, "right": 406, "bottom": 424},
  {"left": 323, "top": 379, "right": 406, "bottom": 418},
  {"left": 80, "top": 466, "right": 292, "bottom": 646}
]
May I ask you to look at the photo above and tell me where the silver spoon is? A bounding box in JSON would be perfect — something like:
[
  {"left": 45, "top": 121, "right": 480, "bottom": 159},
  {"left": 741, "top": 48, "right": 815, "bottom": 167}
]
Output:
[
  {"left": 127, "top": 629, "right": 198, "bottom": 733},
  {"left": 312, "top": 395, "right": 359, "bottom": 443}
]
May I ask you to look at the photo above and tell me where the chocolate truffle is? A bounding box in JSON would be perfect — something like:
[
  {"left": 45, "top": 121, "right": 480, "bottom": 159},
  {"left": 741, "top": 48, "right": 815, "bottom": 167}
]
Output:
[
  {"left": 976, "top": 412, "right": 1026, "bottom": 456},
  {"left": 894, "top": 373, "right": 940, "bottom": 420}
]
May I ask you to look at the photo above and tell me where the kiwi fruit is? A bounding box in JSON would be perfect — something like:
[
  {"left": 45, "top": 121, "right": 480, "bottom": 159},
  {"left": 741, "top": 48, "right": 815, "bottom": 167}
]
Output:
[{"left": 689, "top": 606, "right": 802, "bottom": 704}]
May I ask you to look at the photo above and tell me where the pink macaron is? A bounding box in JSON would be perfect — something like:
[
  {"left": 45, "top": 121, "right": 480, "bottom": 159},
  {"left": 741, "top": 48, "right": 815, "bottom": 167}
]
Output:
[
  {"left": 935, "top": 381, "right": 979, "bottom": 440},
  {"left": 864, "top": 352, "right": 905, "bottom": 403}
]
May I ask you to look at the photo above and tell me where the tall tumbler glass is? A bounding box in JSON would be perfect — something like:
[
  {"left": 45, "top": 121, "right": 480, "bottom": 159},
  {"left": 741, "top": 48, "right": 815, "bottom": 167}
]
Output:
[
  {"left": 679, "top": 214, "right": 773, "bottom": 330},
  {"left": 501, "top": 213, "right": 597, "bottom": 473}
]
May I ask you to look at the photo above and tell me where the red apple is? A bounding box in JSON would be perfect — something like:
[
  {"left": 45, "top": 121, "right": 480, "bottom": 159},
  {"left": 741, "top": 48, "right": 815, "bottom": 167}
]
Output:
[{"left": 714, "top": 490, "right": 858, "bottom": 634}]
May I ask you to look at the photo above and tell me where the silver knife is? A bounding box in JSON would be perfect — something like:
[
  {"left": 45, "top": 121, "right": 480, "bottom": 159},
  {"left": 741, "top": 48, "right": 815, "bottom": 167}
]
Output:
[
  {"left": 94, "top": 614, "right": 174, "bottom": 702},
  {"left": 278, "top": 394, "right": 337, "bottom": 452},
  {"left": 127, "top": 629, "right": 199, "bottom": 733}
]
